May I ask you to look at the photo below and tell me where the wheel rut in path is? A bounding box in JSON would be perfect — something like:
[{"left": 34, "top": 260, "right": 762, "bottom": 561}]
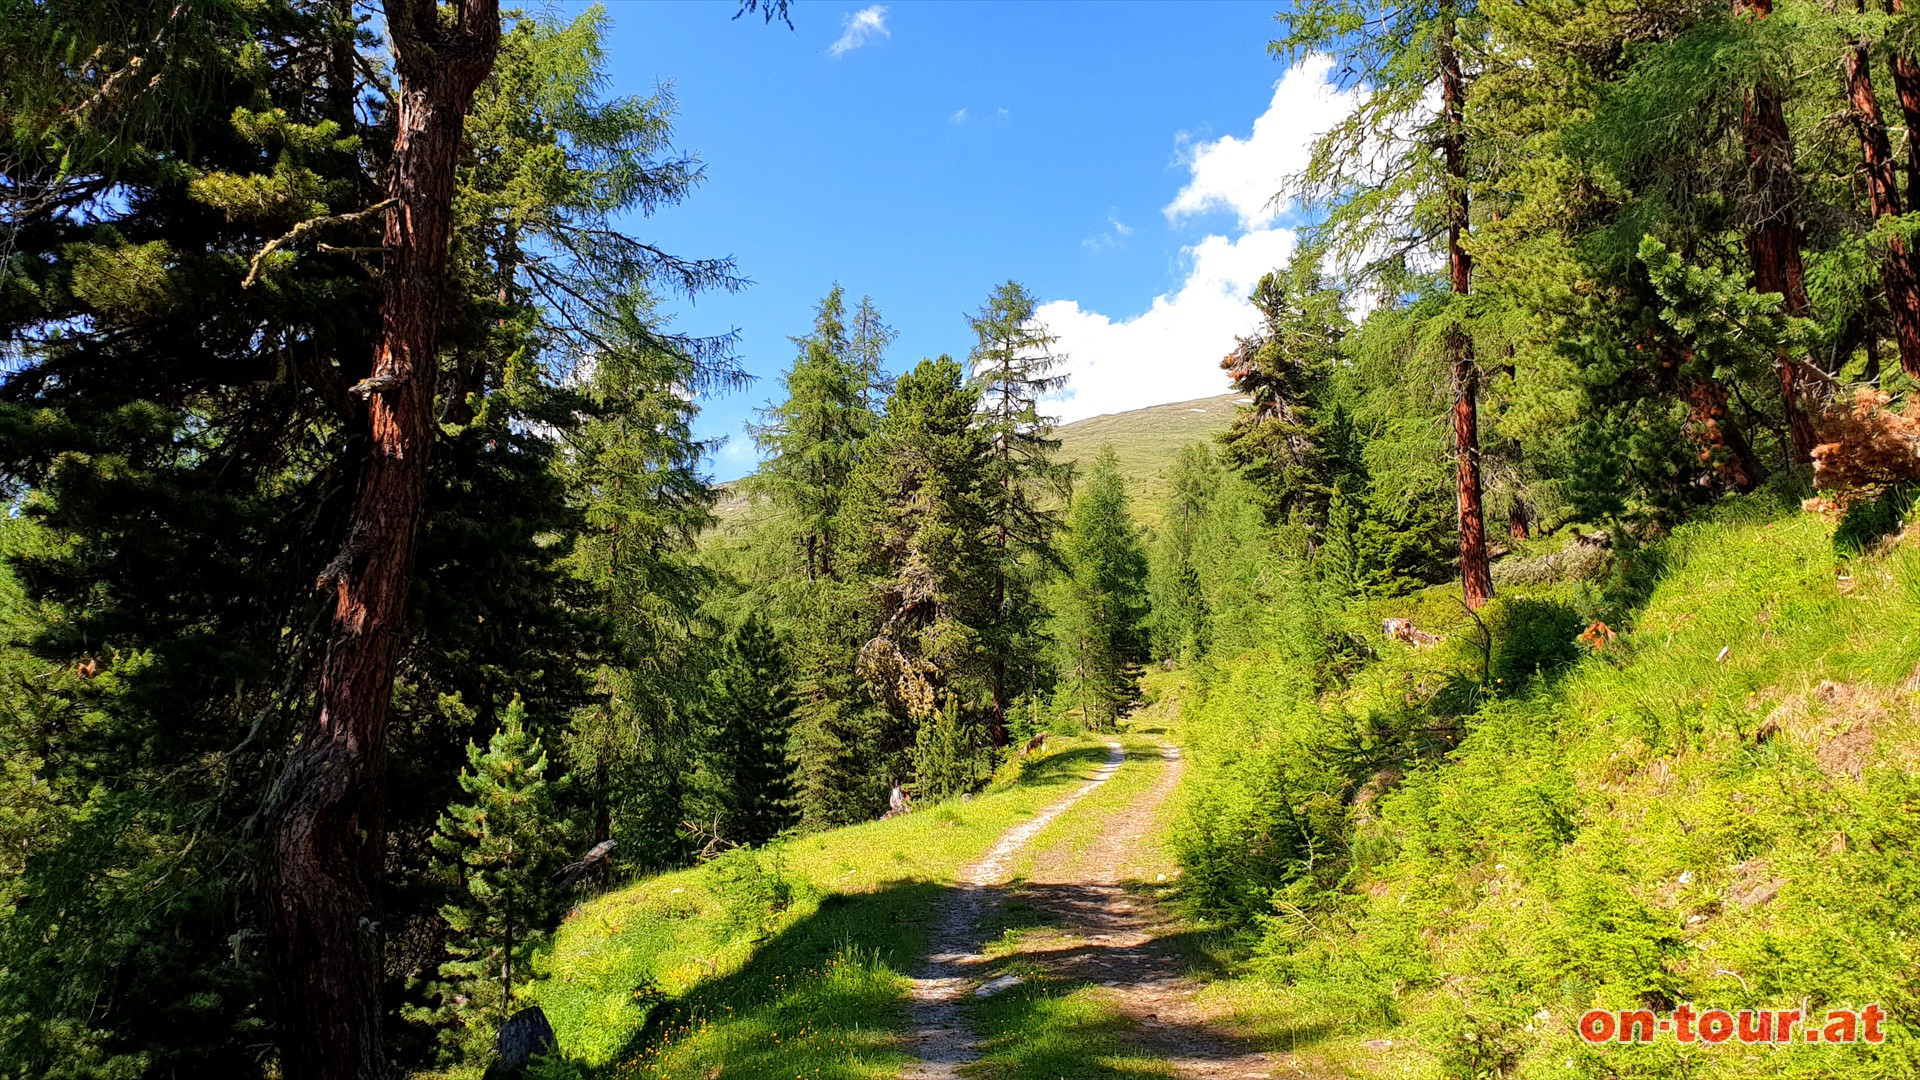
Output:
[
  {"left": 1013, "top": 744, "right": 1273, "bottom": 1078},
  {"left": 900, "top": 742, "right": 1275, "bottom": 1079},
  {"left": 901, "top": 741, "right": 1125, "bottom": 1080}
]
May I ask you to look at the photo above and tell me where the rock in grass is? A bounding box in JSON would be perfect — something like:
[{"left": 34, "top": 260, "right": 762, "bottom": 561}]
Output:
[
  {"left": 974, "top": 974, "right": 1024, "bottom": 997},
  {"left": 484, "top": 1006, "right": 557, "bottom": 1080}
]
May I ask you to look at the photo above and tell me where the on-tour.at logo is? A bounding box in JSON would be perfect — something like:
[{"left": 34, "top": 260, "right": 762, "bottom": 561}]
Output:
[{"left": 1579, "top": 1004, "right": 1887, "bottom": 1045}]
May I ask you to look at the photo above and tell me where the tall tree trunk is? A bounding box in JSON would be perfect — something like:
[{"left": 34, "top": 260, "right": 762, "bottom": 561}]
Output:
[
  {"left": 265, "top": 4, "right": 499, "bottom": 1078},
  {"left": 1883, "top": 0, "right": 1920, "bottom": 203},
  {"left": 1738, "top": 0, "right": 1819, "bottom": 461},
  {"left": 989, "top": 429, "right": 1010, "bottom": 748},
  {"left": 1439, "top": 7, "right": 1493, "bottom": 610},
  {"left": 1845, "top": 15, "right": 1920, "bottom": 377}
]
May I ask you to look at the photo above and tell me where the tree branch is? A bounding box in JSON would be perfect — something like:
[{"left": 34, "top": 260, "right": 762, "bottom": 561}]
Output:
[{"left": 242, "top": 199, "right": 394, "bottom": 288}]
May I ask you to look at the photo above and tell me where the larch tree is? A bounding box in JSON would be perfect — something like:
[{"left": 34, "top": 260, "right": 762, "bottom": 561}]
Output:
[
  {"left": 1738, "top": 0, "right": 1820, "bottom": 459},
  {"left": 1147, "top": 443, "right": 1220, "bottom": 664},
  {"left": 752, "top": 286, "right": 882, "bottom": 583},
  {"left": 264, "top": 3, "right": 503, "bottom": 1073},
  {"left": 1841, "top": 0, "right": 1920, "bottom": 377},
  {"left": 1276, "top": 0, "right": 1494, "bottom": 608},
  {"left": 750, "top": 287, "right": 891, "bottom": 827},
  {"left": 1056, "top": 447, "right": 1149, "bottom": 730},
  {"left": 1218, "top": 256, "right": 1348, "bottom": 531}
]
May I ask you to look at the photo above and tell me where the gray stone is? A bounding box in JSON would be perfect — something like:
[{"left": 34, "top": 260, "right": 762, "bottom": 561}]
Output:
[{"left": 483, "top": 1006, "right": 556, "bottom": 1080}]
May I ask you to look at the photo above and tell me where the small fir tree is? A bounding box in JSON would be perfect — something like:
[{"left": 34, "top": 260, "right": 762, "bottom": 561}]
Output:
[
  {"left": 1056, "top": 447, "right": 1150, "bottom": 729},
  {"left": 698, "top": 612, "right": 799, "bottom": 847},
  {"left": 415, "top": 698, "right": 567, "bottom": 1066}
]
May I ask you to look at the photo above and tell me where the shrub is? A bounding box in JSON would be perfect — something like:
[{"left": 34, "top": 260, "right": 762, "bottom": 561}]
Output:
[
  {"left": 1833, "top": 483, "right": 1914, "bottom": 556},
  {"left": 1484, "top": 596, "right": 1584, "bottom": 694},
  {"left": 705, "top": 848, "right": 793, "bottom": 935}
]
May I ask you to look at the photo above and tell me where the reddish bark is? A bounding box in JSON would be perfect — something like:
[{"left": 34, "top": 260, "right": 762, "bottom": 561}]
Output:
[
  {"left": 1440, "top": 7, "right": 1493, "bottom": 610},
  {"left": 1679, "top": 373, "right": 1765, "bottom": 491},
  {"left": 265, "top": 3, "right": 499, "bottom": 1078},
  {"left": 1844, "top": 23, "right": 1920, "bottom": 377},
  {"left": 1737, "top": 0, "right": 1819, "bottom": 461},
  {"left": 1884, "top": 0, "right": 1920, "bottom": 203},
  {"left": 1892, "top": 54, "right": 1920, "bottom": 201},
  {"left": 1508, "top": 500, "right": 1529, "bottom": 540}
]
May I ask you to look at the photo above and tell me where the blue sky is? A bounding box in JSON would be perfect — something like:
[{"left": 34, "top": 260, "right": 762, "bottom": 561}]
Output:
[{"left": 566, "top": 1, "right": 1354, "bottom": 480}]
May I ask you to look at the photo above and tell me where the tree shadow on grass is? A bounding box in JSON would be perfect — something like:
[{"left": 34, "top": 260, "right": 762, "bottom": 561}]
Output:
[
  {"left": 961, "top": 879, "right": 1335, "bottom": 1078},
  {"left": 567, "top": 743, "right": 1130, "bottom": 1079}
]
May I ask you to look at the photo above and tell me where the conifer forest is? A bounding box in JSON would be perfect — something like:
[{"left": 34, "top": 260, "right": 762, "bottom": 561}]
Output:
[{"left": 5, "top": 1, "right": 1920, "bottom": 1079}]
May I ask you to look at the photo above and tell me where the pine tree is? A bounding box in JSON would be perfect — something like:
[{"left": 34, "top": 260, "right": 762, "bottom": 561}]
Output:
[
  {"left": 697, "top": 613, "right": 799, "bottom": 847},
  {"left": 843, "top": 356, "right": 995, "bottom": 776},
  {"left": 1218, "top": 256, "right": 1348, "bottom": 530},
  {"left": 1056, "top": 447, "right": 1149, "bottom": 730},
  {"left": 967, "top": 281, "right": 1070, "bottom": 746},
  {"left": 415, "top": 697, "right": 566, "bottom": 1068}
]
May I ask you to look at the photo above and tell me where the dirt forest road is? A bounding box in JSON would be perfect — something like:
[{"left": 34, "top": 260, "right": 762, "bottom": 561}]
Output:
[{"left": 900, "top": 739, "right": 1274, "bottom": 1079}]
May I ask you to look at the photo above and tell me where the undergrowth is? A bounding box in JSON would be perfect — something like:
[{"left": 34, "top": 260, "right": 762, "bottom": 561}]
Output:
[{"left": 1174, "top": 494, "right": 1920, "bottom": 1078}]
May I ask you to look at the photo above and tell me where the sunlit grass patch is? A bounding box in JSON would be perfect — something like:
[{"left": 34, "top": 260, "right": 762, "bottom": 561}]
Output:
[
  {"left": 1174, "top": 494, "right": 1920, "bottom": 1079},
  {"left": 966, "top": 977, "right": 1178, "bottom": 1080},
  {"left": 533, "top": 735, "right": 1136, "bottom": 1075}
]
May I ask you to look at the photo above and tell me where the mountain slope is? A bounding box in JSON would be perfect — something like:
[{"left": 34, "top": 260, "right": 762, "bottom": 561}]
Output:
[
  {"left": 711, "top": 393, "right": 1241, "bottom": 533},
  {"left": 1052, "top": 394, "right": 1238, "bottom": 526}
]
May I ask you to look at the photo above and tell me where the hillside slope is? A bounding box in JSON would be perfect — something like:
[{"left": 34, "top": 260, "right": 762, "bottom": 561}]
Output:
[
  {"left": 1052, "top": 394, "right": 1238, "bottom": 526},
  {"left": 528, "top": 733, "right": 1172, "bottom": 1078},
  {"left": 1176, "top": 495, "right": 1920, "bottom": 1079}
]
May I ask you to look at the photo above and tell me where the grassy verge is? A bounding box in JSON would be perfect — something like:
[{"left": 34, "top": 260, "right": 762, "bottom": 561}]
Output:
[
  {"left": 530, "top": 734, "right": 1130, "bottom": 1079},
  {"left": 965, "top": 982, "right": 1178, "bottom": 1080}
]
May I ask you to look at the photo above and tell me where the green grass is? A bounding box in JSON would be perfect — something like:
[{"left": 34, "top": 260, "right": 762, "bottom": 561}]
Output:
[
  {"left": 966, "top": 981, "right": 1178, "bottom": 1080},
  {"left": 530, "top": 735, "right": 1136, "bottom": 1078},
  {"left": 1053, "top": 395, "right": 1237, "bottom": 528},
  {"left": 1177, "top": 494, "right": 1920, "bottom": 1079}
]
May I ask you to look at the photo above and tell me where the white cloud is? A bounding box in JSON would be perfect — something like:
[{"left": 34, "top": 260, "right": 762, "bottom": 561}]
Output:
[
  {"left": 1081, "top": 214, "right": 1136, "bottom": 253},
  {"left": 1040, "top": 57, "right": 1358, "bottom": 423},
  {"left": 710, "top": 435, "right": 758, "bottom": 480},
  {"left": 951, "top": 107, "right": 969, "bottom": 125},
  {"left": 829, "top": 5, "right": 889, "bottom": 58},
  {"left": 1164, "top": 54, "right": 1358, "bottom": 230},
  {"left": 1040, "top": 227, "right": 1299, "bottom": 423}
]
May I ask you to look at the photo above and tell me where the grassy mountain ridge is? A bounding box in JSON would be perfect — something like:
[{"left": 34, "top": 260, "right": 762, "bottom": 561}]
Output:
[
  {"left": 711, "top": 392, "right": 1241, "bottom": 531},
  {"left": 1052, "top": 393, "right": 1239, "bottom": 527}
]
